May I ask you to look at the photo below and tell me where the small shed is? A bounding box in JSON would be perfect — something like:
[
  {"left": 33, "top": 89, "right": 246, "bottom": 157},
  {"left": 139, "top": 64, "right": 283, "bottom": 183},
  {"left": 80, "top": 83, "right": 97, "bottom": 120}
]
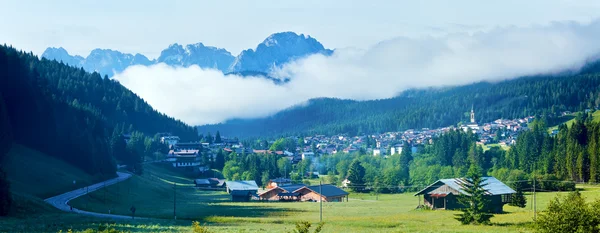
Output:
[
  {"left": 414, "top": 177, "right": 515, "bottom": 213},
  {"left": 226, "top": 180, "right": 259, "bottom": 202}
]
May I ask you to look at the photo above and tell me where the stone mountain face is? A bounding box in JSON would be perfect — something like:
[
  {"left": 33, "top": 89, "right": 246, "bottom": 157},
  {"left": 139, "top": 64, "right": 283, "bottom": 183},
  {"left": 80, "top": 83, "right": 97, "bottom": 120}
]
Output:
[
  {"left": 42, "top": 47, "right": 84, "bottom": 67},
  {"left": 156, "top": 43, "right": 234, "bottom": 72},
  {"left": 42, "top": 31, "right": 332, "bottom": 78},
  {"left": 228, "top": 32, "right": 333, "bottom": 73},
  {"left": 82, "top": 49, "right": 153, "bottom": 77}
]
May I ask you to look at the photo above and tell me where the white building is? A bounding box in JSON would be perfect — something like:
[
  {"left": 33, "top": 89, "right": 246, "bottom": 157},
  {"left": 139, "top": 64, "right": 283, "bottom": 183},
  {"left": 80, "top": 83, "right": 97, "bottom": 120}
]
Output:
[
  {"left": 390, "top": 144, "right": 403, "bottom": 155},
  {"left": 160, "top": 136, "right": 180, "bottom": 147},
  {"left": 373, "top": 149, "right": 382, "bottom": 156},
  {"left": 302, "top": 152, "right": 315, "bottom": 160}
]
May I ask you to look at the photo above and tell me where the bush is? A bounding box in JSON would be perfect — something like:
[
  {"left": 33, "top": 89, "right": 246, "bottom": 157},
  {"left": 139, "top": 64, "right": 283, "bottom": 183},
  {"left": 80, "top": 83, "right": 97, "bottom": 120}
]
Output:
[
  {"left": 288, "top": 221, "right": 325, "bottom": 233},
  {"left": 191, "top": 221, "right": 211, "bottom": 233},
  {"left": 536, "top": 191, "right": 600, "bottom": 233}
]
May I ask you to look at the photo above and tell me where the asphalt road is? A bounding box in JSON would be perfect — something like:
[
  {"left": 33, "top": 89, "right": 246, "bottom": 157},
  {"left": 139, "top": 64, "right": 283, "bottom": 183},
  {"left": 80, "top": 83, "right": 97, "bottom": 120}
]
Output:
[{"left": 44, "top": 171, "right": 145, "bottom": 219}]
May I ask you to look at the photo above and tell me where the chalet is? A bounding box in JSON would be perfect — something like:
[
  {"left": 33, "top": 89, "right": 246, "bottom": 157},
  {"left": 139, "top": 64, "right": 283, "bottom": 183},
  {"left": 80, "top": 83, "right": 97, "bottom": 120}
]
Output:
[
  {"left": 414, "top": 177, "right": 515, "bottom": 213},
  {"left": 258, "top": 184, "right": 348, "bottom": 202},
  {"left": 174, "top": 142, "right": 202, "bottom": 151},
  {"left": 226, "top": 180, "right": 259, "bottom": 202},
  {"left": 160, "top": 136, "right": 180, "bottom": 147},
  {"left": 258, "top": 184, "right": 306, "bottom": 201},
  {"left": 295, "top": 184, "right": 349, "bottom": 202},
  {"left": 166, "top": 149, "right": 201, "bottom": 168}
]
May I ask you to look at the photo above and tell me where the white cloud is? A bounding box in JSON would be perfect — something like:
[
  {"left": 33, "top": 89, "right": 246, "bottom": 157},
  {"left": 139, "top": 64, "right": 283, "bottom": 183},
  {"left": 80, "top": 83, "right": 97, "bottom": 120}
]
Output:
[{"left": 114, "top": 20, "right": 600, "bottom": 125}]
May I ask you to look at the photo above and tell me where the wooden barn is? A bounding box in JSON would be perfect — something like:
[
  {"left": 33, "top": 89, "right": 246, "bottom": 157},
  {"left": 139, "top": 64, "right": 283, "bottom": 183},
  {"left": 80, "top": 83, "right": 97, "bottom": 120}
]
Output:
[
  {"left": 226, "top": 180, "right": 259, "bottom": 202},
  {"left": 414, "top": 177, "right": 515, "bottom": 213},
  {"left": 258, "top": 184, "right": 349, "bottom": 202},
  {"left": 258, "top": 184, "right": 306, "bottom": 201},
  {"left": 295, "top": 184, "right": 349, "bottom": 202}
]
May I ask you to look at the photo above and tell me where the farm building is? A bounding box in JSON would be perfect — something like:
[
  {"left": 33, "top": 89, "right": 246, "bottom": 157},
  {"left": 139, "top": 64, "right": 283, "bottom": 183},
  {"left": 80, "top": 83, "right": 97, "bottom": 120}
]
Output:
[
  {"left": 258, "top": 184, "right": 349, "bottom": 202},
  {"left": 295, "top": 184, "right": 349, "bottom": 202},
  {"left": 259, "top": 184, "right": 307, "bottom": 201},
  {"left": 414, "top": 177, "right": 515, "bottom": 213},
  {"left": 226, "top": 180, "right": 259, "bottom": 202}
]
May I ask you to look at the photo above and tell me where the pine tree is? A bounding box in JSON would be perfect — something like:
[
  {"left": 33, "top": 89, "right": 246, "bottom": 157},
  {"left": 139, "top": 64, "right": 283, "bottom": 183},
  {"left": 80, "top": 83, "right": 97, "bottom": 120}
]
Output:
[
  {"left": 455, "top": 163, "right": 493, "bottom": 225},
  {"left": 347, "top": 160, "right": 366, "bottom": 192},
  {"left": 509, "top": 181, "right": 527, "bottom": 208},
  {"left": 214, "top": 131, "right": 222, "bottom": 144}
]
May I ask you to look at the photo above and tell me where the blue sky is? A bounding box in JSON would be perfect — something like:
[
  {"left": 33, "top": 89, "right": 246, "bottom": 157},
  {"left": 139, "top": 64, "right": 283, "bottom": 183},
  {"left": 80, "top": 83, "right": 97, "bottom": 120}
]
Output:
[{"left": 2, "top": 0, "right": 600, "bottom": 58}]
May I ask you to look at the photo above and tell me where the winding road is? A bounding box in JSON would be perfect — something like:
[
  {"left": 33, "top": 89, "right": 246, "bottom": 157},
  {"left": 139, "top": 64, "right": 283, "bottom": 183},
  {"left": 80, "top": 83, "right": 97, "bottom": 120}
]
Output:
[{"left": 44, "top": 171, "right": 145, "bottom": 219}]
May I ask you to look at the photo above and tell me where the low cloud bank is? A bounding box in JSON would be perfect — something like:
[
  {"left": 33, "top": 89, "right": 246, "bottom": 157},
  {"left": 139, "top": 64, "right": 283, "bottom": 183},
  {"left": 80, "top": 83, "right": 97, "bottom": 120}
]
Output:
[{"left": 114, "top": 20, "right": 600, "bottom": 125}]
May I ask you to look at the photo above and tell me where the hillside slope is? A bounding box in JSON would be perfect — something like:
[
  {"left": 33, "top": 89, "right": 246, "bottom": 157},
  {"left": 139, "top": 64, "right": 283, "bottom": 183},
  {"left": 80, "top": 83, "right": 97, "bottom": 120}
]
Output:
[
  {"left": 1, "top": 45, "right": 199, "bottom": 176},
  {"left": 199, "top": 74, "right": 600, "bottom": 138}
]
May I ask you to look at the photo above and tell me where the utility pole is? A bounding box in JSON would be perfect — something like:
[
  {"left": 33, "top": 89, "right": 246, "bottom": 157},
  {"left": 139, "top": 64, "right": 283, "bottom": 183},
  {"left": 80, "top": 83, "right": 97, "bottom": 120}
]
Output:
[
  {"left": 533, "top": 165, "right": 537, "bottom": 221},
  {"left": 319, "top": 180, "right": 323, "bottom": 222},
  {"left": 173, "top": 182, "right": 177, "bottom": 220}
]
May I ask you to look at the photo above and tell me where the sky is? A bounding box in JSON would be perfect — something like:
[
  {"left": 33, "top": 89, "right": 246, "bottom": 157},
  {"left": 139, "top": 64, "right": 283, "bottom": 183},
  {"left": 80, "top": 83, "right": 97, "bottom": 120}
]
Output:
[
  {"left": 2, "top": 0, "right": 600, "bottom": 58},
  {"left": 3, "top": 0, "right": 600, "bottom": 126}
]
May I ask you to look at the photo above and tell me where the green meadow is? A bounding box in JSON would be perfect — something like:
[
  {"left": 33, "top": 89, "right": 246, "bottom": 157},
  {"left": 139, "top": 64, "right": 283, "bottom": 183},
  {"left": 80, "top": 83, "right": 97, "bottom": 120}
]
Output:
[
  {"left": 4, "top": 152, "right": 600, "bottom": 233},
  {"left": 65, "top": 164, "right": 600, "bottom": 233}
]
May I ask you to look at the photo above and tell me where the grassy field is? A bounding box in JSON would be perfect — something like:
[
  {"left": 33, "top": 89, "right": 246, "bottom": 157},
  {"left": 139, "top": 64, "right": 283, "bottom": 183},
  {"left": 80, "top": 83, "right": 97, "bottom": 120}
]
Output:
[
  {"left": 5, "top": 152, "right": 600, "bottom": 232},
  {"left": 547, "top": 110, "right": 600, "bottom": 132},
  {"left": 2, "top": 144, "right": 112, "bottom": 199},
  {"left": 63, "top": 164, "right": 600, "bottom": 233}
]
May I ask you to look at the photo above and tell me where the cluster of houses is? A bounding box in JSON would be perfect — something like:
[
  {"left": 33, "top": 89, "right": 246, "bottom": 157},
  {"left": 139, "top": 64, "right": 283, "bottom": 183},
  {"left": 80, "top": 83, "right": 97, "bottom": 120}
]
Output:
[
  {"left": 201, "top": 176, "right": 516, "bottom": 213},
  {"left": 224, "top": 179, "right": 349, "bottom": 203}
]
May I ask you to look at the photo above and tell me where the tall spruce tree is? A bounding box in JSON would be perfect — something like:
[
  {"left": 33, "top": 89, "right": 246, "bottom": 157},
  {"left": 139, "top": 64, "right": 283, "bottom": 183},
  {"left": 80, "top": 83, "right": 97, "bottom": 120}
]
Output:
[
  {"left": 509, "top": 181, "right": 527, "bottom": 208},
  {"left": 455, "top": 163, "right": 493, "bottom": 225},
  {"left": 347, "top": 160, "right": 366, "bottom": 192}
]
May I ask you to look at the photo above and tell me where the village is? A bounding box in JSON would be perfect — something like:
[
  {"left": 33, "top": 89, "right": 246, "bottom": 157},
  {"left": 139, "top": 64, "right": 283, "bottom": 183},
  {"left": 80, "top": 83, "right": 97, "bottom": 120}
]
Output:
[
  {"left": 143, "top": 108, "right": 551, "bottom": 213},
  {"left": 159, "top": 108, "right": 539, "bottom": 171}
]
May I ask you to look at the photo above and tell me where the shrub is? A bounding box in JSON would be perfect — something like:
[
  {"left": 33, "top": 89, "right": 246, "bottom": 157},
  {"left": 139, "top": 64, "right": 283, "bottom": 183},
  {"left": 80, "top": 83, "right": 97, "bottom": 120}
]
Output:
[
  {"left": 288, "top": 221, "right": 325, "bottom": 233},
  {"left": 191, "top": 221, "right": 211, "bottom": 233},
  {"left": 536, "top": 191, "right": 600, "bottom": 233}
]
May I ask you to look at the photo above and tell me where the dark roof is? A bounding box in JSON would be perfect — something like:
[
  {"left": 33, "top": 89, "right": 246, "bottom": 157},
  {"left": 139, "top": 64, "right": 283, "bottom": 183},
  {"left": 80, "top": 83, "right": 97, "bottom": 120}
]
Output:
[
  {"left": 414, "top": 176, "right": 516, "bottom": 196},
  {"left": 278, "top": 192, "right": 301, "bottom": 197},
  {"left": 226, "top": 180, "right": 259, "bottom": 191},
  {"left": 306, "top": 184, "right": 349, "bottom": 197},
  {"left": 279, "top": 184, "right": 308, "bottom": 193}
]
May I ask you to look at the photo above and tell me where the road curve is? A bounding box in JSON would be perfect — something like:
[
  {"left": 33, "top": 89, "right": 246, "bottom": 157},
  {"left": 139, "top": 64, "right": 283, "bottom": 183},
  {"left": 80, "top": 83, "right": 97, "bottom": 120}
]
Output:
[{"left": 44, "top": 171, "right": 145, "bottom": 219}]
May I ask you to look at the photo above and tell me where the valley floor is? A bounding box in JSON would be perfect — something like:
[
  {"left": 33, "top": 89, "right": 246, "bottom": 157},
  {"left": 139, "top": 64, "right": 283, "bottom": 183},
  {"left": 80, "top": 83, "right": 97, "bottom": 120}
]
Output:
[{"left": 6, "top": 162, "right": 600, "bottom": 233}]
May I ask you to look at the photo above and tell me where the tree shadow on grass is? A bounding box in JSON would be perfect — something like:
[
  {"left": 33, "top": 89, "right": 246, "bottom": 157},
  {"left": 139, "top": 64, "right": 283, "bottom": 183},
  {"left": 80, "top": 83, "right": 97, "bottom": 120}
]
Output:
[
  {"left": 491, "top": 221, "right": 534, "bottom": 228},
  {"left": 190, "top": 202, "right": 306, "bottom": 220}
]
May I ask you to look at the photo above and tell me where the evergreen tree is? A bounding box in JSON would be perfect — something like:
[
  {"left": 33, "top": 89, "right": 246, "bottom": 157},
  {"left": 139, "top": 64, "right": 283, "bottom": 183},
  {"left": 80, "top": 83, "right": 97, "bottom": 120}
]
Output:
[
  {"left": 509, "top": 181, "right": 527, "bottom": 208},
  {"left": 347, "top": 160, "right": 366, "bottom": 192},
  {"left": 205, "top": 132, "right": 214, "bottom": 144},
  {"left": 455, "top": 163, "right": 493, "bottom": 225},
  {"left": 214, "top": 131, "right": 222, "bottom": 144},
  {"left": 214, "top": 150, "right": 226, "bottom": 170}
]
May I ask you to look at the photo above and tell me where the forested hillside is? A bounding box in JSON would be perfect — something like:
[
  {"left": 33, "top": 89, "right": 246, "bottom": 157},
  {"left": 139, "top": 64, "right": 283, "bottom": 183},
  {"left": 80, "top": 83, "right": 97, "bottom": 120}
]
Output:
[
  {"left": 199, "top": 73, "right": 600, "bottom": 138},
  {"left": 0, "top": 45, "right": 198, "bottom": 176}
]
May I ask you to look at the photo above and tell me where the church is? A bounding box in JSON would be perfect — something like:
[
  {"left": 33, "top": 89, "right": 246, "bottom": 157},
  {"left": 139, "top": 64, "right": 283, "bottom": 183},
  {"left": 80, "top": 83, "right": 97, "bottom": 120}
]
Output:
[{"left": 461, "top": 106, "right": 480, "bottom": 133}]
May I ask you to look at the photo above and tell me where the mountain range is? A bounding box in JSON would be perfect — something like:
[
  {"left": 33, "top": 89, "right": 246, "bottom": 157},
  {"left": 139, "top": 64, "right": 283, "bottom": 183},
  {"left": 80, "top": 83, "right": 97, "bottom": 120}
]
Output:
[{"left": 41, "top": 32, "right": 332, "bottom": 78}]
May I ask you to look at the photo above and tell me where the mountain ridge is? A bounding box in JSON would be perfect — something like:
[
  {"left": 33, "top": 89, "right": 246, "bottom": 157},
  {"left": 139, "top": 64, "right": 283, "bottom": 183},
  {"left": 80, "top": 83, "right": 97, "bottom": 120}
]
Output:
[{"left": 41, "top": 31, "right": 332, "bottom": 78}]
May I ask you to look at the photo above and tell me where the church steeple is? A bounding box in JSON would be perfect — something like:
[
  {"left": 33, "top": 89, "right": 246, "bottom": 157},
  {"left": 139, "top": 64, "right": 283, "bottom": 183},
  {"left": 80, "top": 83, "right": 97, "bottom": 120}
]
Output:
[{"left": 470, "top": 105, "right": 475, "bottom": 123}]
